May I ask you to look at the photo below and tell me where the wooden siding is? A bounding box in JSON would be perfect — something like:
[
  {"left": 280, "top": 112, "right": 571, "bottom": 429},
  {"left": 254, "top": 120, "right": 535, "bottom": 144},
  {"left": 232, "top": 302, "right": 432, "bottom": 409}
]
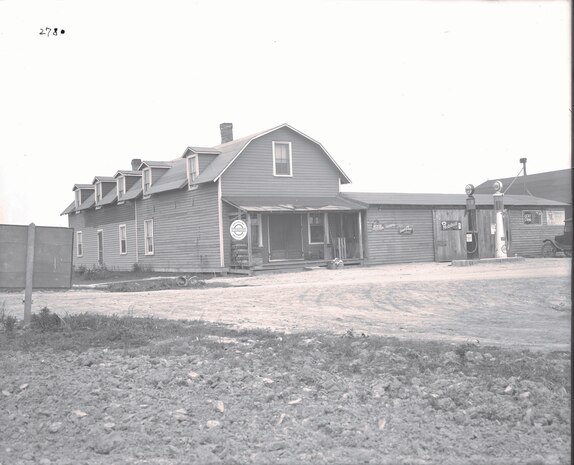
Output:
[
  {"left": 364, "top": 207, "right": 435, "bottom": 264},
  {"left": 476, "top": 209, "right": 495, "bottom": 259},
  {"left": 507, "top": 208, "right": 566, "bottom": 257},
  {"left": 432, "top": 209, "right": 468, "bottom": 262},
  {"left": 199, "top": 153, "right": 218, "bottom": 173},
  {"left": 221, "top": 127, "right": 342, "bottom": 197},
  {"left": 136, "top": 183, "right": 222, "bottom": 271},
  {"left": 69, "top": 203, "right": 138, "bottom": 271}
]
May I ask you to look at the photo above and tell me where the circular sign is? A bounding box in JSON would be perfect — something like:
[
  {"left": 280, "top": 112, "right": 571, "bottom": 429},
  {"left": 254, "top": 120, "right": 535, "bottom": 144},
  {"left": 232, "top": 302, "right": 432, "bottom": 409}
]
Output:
[{"left": 230, "top": 220, "right": 247, "bottom": 240}]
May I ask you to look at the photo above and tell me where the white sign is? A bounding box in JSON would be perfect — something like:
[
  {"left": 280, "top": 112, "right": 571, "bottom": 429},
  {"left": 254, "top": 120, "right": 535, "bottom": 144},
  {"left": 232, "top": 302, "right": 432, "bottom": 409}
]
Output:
[
  {"left": 230, "top": 220, "right": 247, "bottom": 240},
  {"left": 490, "top": 224, "right": 496, "bottom": 235}
]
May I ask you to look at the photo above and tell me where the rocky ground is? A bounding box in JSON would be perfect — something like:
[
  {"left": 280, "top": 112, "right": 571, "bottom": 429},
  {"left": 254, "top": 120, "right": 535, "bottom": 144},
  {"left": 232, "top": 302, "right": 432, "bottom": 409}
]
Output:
[{"left": 0, "top": 312, "right": 571, "bottom": 465}]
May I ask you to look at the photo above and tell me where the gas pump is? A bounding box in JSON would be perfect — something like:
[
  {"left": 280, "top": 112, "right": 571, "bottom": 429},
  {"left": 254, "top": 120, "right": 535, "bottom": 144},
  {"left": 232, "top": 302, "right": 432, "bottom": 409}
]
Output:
[
  {"left": 493, "top": 180, "right": 508, "bottom": 258},
  {"left": 465, "top": 184, "right": 479, "bottom": 259}
]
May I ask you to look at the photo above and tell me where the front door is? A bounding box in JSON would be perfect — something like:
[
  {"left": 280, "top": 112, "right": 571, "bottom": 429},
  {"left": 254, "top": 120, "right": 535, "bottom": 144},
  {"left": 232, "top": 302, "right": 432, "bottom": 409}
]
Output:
[
  {"left": 97, "top": 230, "right": 104, "bottom": 265},
  {"left": 432, "top": 209, "right": 467, "bottom": 262},
  {"left": 268, "top": 214, "right": 303, "bottom": 261}
]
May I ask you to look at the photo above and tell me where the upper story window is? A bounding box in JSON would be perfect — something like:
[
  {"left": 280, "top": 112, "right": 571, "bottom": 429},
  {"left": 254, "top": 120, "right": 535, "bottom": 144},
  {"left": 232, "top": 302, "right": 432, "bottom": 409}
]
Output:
[
  {"left": 94, "top": 182, "right": 103, "bottom": 204},
  {"left": 117, "top": 176, "right": 126, "bottom": 198},
  {"left": 119, "top": 224, "right": 127, "bottom": 255},
  {"left": 187, "top": 155, "right": 199, "bottom": 189},
  {"left": 74, "top": 190, "right": 81, "bottom": 208},
  {"left": 142, "top": 168, "right": 152, "bottom": 194},
  {"left": 272, "top": 141, "right": 292, "bottom": 177}
]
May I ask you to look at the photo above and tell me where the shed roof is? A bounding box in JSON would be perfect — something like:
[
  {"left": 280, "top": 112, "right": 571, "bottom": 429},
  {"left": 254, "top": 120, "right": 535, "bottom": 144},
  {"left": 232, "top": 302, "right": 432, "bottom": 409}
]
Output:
[
  {"left": 120, "top": 181, "right": 142, "bottom": 202},
  {"left": 342, "top": 192, "right": 569, "bottom": 207},
  {"left": 144, "top": 158, "right": 188, "bottom": 195},
  {"left": 139, "top": 161, "right": 172, "bottom": 169},
  {"left": 183, "top": 146, "right": 222, "bottom": 155},
  {"left": 223, "top": 195, "right": 366, "bottom": 212},
  {"left": 76, "top": 192, "right": 96, "bottom": 211},
  {"left": 61, "top": 201, "right": 76, "bottom": 215},
  {"left": 474, "top": 169, "right": 572, "bottom": 204},
  {"left": 98, "top": 187, "right": 118, "bottom": 206}
]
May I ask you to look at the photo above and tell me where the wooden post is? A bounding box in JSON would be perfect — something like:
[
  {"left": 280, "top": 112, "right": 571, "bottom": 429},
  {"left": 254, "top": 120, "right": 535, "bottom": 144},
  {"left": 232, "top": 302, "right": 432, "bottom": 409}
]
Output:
[
  {"left": 246, "top": 212, "right": 252, "bottom": 267},
  {"left": 323, "top": 212, "right": 329, "bottom": 260},
  {"left": 24, "top": 223, "right": 36, "bottom": 326},
  {"left": 357, "top": 211, "right": 364, "bottom": 259}
]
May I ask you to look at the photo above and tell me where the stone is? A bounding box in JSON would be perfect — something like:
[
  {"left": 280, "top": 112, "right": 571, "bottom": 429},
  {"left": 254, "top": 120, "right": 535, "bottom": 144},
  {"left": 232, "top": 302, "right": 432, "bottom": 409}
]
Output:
[
  {"left": 206, "top": 420, "right": 221, "bottom": 429},
  {"left": 261, "top": 377, "right": 274, "bottom": 384},
  {"left": 22, "top": 452, "right": 34, "bottom": 460},
  {"left": 504, "top": 385, "right": 514, "bottom": 395},
  {"left": 93, "top": 434, "right": 121, "bottom": 455},
  {"left": 72, "top": 410, "right": 88, "bottom": 418},
  {"left": 48, "top": 422, "right": 63, "bottom": 433},
  {"left": 2, "top": 390, "right": 11, "bottom": 396},
  {"left": 288, "top": 398, "right": 302, "bottom": 405},
  {"left": 19, "top": 384, "right": 29, "bottom": 391},
  {"left": 518, "top": 391, "right": 530, "bottom": 400},
  {"left": 187, "top": 371, "right": 200, "bottom": 380},
  {"left": 215, "top": 401, "right": 225, "bottom": 413},
  {"left": 378, "top": 418, "right": 386, "bottom": 430},
  {"left": 103, "top": 423, "right": 115, "bottom": 431}
]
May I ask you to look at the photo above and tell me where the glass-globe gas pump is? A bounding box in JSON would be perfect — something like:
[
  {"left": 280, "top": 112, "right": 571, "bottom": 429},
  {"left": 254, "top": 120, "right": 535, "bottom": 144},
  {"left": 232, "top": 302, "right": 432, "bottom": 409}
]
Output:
[
  {"left": 465, "top": 184, "right": 479, "bottom": 259},
  {"left": 493, "top": 180, "right": 507, "bottom": 258}
]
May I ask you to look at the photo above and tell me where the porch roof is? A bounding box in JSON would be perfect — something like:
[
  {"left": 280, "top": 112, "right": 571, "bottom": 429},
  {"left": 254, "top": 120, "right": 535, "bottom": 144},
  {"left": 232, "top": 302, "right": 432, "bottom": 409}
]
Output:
[{"left": 222, "top": 196, "right": 366, "bottom": 212}]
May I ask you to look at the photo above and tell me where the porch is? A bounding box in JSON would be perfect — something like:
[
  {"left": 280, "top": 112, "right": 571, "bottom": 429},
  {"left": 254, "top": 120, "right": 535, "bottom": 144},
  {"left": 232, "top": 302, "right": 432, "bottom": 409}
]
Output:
[{"left": 223, "top": 196, "right": 367, "bottom": 271}]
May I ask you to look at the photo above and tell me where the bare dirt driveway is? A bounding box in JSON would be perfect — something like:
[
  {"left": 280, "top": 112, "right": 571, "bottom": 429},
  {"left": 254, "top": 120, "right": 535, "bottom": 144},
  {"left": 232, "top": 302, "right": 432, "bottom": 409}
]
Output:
[{"left": 1, "top": 258, "right": 571, "bottom": 352}]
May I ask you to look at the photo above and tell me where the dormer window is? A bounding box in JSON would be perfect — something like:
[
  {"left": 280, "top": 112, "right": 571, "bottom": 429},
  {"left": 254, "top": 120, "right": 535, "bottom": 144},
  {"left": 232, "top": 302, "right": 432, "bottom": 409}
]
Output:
[
  {"left": 272, "top": 141, "right": 292, "bottom": 177},
  {"left": 74, "top": 190, "right": 81, "bottom": 208},
  {"left": 142, "top": 168, "right": 152, "bottom": 194},
  {"left": 117, "top": 176, "right": 126, "bottom": 198},
  {"left": 95, "top": 182, "right": 103, "bottom": 204},
  {"left": 187, "top": 155, "right": 199, "bottom": 189}
]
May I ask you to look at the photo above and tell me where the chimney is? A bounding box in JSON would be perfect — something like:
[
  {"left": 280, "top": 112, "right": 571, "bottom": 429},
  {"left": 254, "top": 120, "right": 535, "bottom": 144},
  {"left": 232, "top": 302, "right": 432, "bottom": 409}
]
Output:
[
  {"left": 220, "top": 123, "right": 233, "bottom": 144},
  {"left": 131, "top": 158, "right": 142, "bottom": 171}
]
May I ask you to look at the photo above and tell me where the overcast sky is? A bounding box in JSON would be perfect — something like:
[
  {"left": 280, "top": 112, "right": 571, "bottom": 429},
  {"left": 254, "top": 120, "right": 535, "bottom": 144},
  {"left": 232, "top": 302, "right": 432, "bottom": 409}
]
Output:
[{"left": 0, "top": 0, "right": 570, "bottom": 227}]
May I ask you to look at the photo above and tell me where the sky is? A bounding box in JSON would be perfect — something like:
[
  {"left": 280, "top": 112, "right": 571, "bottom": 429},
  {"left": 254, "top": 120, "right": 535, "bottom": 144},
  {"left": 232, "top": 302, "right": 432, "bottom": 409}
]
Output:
[{"left": 0, "top": 0, "right": 570, "bottom": 227}]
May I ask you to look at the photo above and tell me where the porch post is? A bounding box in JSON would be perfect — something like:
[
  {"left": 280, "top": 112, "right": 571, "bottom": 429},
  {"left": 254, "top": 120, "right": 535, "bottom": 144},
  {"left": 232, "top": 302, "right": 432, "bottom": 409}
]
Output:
[
  {"left": 246, "top": 212, "right": 253, "bottom": 267},
  {"left": 358, "top": 211, "right": 364, "bottom": 259},
  {"left": 323, "top": 212, "right": 329, "bottom": 260}
]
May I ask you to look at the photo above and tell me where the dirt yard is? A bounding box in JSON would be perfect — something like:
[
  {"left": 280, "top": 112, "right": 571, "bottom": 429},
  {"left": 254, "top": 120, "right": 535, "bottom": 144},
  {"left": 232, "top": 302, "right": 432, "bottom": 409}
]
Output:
[
  {"left": 0, "top": 258, "right": 571, "bottom": 464},
  {"left": 0, "top": 258, "right": 571, "bottom": 351}
]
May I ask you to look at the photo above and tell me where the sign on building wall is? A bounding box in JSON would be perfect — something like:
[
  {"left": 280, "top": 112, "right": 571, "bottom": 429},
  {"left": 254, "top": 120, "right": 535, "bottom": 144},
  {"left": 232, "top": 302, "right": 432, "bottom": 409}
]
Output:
[
  {"left": 522, "top": 210, "right": 542, "bottom": 225},
  {"left": 230, "top": 220, "right": 248, "bottom": 241},
  {"left": 546, "top": 210, "right": 565, "bottom": 226},
  {"left": 370, "top": 220, "right": 414, "bottom": 234},
  {"left": 0, "top": 224, "right": 74, "bottom": 289},
  {"left": 440, "top": 220, "right": 462, "bottom": 231}
]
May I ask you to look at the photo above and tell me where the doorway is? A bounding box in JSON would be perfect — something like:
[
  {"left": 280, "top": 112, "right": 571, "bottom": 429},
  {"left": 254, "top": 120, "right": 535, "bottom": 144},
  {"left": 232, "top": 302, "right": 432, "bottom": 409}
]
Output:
[{"left": 268, "top": 214, "right": 303, "bottom": 261}]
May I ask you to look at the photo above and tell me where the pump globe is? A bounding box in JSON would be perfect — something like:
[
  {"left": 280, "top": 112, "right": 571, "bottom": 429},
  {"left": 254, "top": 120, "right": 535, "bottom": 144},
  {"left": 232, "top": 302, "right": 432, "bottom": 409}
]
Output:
[
  {"left": 493, "top": 180, "right": 503, "bottom": 192},
  {"left": 465, "top": 184, "right": 475, "bottom": 196}
]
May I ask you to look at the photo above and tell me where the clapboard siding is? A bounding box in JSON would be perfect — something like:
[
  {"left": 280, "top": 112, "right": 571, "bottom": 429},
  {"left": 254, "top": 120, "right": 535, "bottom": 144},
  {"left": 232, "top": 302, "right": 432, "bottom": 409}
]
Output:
[
  {"left": 69, "top": 204, "right": 137, "bottom": 270},
  {"left": 364, "top": 207, "right": 435, "bottom": 264},
  {"left": 221, "top": 127, "right": 341, "bottom": 197},
  {"left": 136, "top": 183, "right": 221, "bottom": 271},
  {"left": 508, "top": 208, "right": 566, "bottom": 257}
]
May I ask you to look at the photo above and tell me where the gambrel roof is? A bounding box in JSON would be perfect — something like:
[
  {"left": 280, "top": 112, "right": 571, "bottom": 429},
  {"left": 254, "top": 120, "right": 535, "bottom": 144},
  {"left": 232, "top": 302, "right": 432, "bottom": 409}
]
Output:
[{"left": 192, "top": 123, "right": 351, "bottom": 185}]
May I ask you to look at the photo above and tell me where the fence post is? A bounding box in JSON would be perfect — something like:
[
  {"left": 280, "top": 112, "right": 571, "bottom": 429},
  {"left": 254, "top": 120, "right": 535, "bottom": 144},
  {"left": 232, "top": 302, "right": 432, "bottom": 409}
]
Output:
[{"left": 24, "top": 223, "right": 36, "bottom": 326}]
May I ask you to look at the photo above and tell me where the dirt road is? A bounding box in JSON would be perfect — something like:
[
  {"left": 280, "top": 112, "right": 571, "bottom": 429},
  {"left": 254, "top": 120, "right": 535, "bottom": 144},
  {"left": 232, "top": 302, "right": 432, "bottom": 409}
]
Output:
[{"left": 1, "top": 258, "right": 571, "bottom": 351}]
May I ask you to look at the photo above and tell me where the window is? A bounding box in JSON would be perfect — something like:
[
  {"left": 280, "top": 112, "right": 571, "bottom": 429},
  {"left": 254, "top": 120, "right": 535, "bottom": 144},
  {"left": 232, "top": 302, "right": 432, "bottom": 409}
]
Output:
[
  {"left": 95, "top": 182, "right": 103, "bottom": 204},
  {"left": 546, "top": 210, "right": 565, "bottom": 226},
  {"left": 117, "top": 176, "right": 126, "bottom": 198},
  {"left": 187, "top": 155, "right": 199, "bottom": 189},
  {"left": 74, "top": 190, "right": 81, "bottom": 208},
  {"left": 522, "top": 210, "right": 542, "bottom": 225},
  {"left": 142, "top": 168, "right": 152, "bottom": 194},
  {"left": 76, "top": 231, "right": 83, "bottom": 257},
  {"left": 272, "top": 141, "right": 292, "bottom": 176},
  {"left": 250, "top": 214, "right": 263, "bottom": 247},
  {"left": 119, "top": 224, "right": 127, "bottom": 255},
  {"left": 144, "top": 219, "right": 154, "bottom": 255},
  {"left": 308, "top": 213, "right": 324, "bottom": 244}
]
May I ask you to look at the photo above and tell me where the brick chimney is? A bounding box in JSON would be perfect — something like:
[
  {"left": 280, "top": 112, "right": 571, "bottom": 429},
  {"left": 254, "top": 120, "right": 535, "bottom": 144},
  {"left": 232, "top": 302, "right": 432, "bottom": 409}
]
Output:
[
  {"left": 220, "top": 123, "right": 233, "bottom": 144},
  {"left": 131, "top": 158, "right": 142, "bottom": 171}
]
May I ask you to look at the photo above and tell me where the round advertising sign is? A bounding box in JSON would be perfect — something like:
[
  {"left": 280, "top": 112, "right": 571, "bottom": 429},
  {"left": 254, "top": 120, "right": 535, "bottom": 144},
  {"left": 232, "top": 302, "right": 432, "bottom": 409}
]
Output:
[{"left": 230, "top": 220, "right": 248, "bottom": 241}]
